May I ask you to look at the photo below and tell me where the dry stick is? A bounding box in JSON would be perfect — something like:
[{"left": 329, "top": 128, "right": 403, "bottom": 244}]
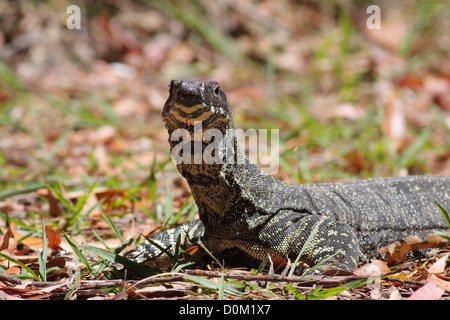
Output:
[
  {"left": 183, "top": 269, "right": 370, "bottom": 287},
  {"left": 0, "top": 272, "right": 23, "bottom": 285},
  {"left": 1, "top": 269, "right": 418, "bottom": 290}
]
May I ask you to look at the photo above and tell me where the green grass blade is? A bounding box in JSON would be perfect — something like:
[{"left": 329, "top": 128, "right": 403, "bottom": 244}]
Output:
[
  {"left": 91, "top": 228, "right": 111, "bottom": 251},
  {"left": 0, "top": 253, "right": 40, "bottom": 281},
  {"left": 151, "top": 1, "right": 242, "bottom": 63},
  {"left": 184, "top": 274, "right": 242, "bottom": 297},
  {"left": 218, "top": 273, "right": 225, "bottom": 300},
  {"left": 168, "top": 234, "right": 184, "bottom": 273},
  {"left": 79, "top": 244, "right": 154, "bottom": 278},
  {"left": 62, "top": 231, "right": 95, "bottom": 275},
  {"left": 394, "top": 127, "right": 430, "bottom": 173},
  {"left": 65, "top": 264, "right": 81, "bottom": 300},
  {"left": 0, "top": 183, "right": 47, "bottom": 200},
  {"left": 288, "top": 218, "right": 322, "bottom": 277},
  {"left": 256, "top": 257, "right": 269, "bottom": 274},
  {"left": 434, "top": 199, "right": 450, "bottom": 229},
  {"left": 0, "top": 60, "right": 27, "bottom": 90},
  {"left": 47, "top": 184, "right": 77, "bottom": 213},
  {"left": 66, "top": 195, "right": 106, "bottom": 228},
  {"left": 100, "top": 209, "right": 123, "bottom": 242},
  {"left": 37, "top": 220, "right": 48, "bottom": 281},
  {"left": 285, "top": 283, "right": 303, "bottom": 300}
]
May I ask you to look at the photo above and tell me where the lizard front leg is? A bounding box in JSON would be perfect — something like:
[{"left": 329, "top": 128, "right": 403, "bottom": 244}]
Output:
[
  {"left": 256, "top": 213, "right": 360, "bottom": 273},
  {"left": 286, "top": 215, "right": 360, "bottom": 272}
]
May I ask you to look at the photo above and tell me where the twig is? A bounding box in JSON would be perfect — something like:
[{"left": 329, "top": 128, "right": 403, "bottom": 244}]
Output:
[
  {"left": 2, "top": 269, "right": 419, "bottom": 291},
  {"left": 183, "top": 269, "right": 369, "bottom": 287},
  {"left": 0, "top": 272, "right": 23, "bottom": 285}
]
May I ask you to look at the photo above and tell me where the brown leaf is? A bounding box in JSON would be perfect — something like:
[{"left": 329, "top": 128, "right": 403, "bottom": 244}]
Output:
[
  {"left": 0, "top": 290, "right": 25, "bottom": 300},
  {"left": 378, "top": 235, "right": 447, "bottom": 266},
  {"left": 45, "top": 226, "right": 61, "bottom": 248},
  {"left": 183, "top": 246, "right": 199, "bottom": 256},
  {"left": 4, "top": 266, "right": 21, "bottom": 275},
  {"left": 342, "top": 150, "right": 365, "bottom": 172},
  {"left": 36, "top": 188, "right": 62, "bottom": 217},
  {"left": 379, "top": 239, "right": 411, "bottom": 265},
  {"left": 0, "top": 223, "right": 16, "bottom": 251},
  {"left": 19, "top": 235, "right": 43, "bottom": 248},
  {"left": 322, "top": 269, "right": 354, "bottom": 276},
  {"left": 268, "top": 254, "right": 288, "bottom": 273},
  {"left": 46, "top": 256, "right": 66, "bottom": 269}
]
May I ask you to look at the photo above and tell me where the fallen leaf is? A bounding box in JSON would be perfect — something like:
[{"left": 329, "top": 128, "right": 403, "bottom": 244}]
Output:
[
  {"left": 379, "top": 239, "right": 411, "bottom": 265},
  {"left": 0, "top": 223, "right": 16, "bottom": 251},
  {"left": 0, "top": 290, "right": 24, "bottom": 300},
  {"left": 354, "top": 259, "right": 390, "bottom": 276},
  {"left": 428, "top": 254, "right": 449, "bottom": 275},
  {"left": 4, "top": 266, "right": 21, "bottom": 275},
  {"left": 46, "top": 256, "right": 66, "bottom": 268},
  {"left": 36, "top": 282, "right": 69, "bottom": 294},
  {"left": 45, "top": 226, "right": 61, "bottom": 248},
  {"left": 35, "top": 188, "right": 62, "bottom": 217},
  {"left": 407, "top": 282, "right": 444, "bottom": 300},
  {"left": 427, "top": 274, "right": 450, "bottom": 291},
  {"left": 378, "top": 235, "right": 448, "bottom": 266},
  {"left": 19, "top": 235, "right": 43, "bottom": 248},
  {"left": 183, "top": 246, "right": 199, "bottom": 256}
]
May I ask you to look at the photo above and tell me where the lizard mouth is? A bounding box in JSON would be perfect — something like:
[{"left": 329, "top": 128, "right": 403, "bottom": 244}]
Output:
[{"left": 175, "top": 93, "right": 204, "bottom": 108}]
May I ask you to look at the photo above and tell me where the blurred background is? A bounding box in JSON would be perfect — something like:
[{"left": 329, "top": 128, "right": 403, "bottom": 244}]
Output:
[{"left": 0, "top": 0, "right": 449, "bottom": 223}]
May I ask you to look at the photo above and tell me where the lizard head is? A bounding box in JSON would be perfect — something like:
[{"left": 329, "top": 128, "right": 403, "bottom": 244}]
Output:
[{"left": 162, "top": 80, "right": 233, "bottom": 132}]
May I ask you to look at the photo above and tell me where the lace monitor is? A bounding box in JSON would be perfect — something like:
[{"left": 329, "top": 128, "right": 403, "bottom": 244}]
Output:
[{"left": 125, "top": 79, "right": 450, "bottom": 273}]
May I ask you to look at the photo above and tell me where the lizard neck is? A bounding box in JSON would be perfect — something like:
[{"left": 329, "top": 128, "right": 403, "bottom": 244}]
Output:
[{"left": 167, "top": 122, "right": 268, "bottom": 237}]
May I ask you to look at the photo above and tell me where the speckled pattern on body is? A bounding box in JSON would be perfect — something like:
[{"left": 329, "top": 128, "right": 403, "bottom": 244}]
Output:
[{"left": 125, "top": 80, "right": 450, "bottom": 273}]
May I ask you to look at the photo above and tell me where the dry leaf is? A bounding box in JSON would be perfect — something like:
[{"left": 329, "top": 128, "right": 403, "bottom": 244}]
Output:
[
  {"left": 427, "top": 274, "right": 450, "bottom": 291},
  {"left": 0, "top": 290, "right": 25, "bottom": 300},
  {"left": 4, "top": 266, "right": 21, "bottom": 275},
  {"left": 45, "top": 226, "right": 61, "bottom": 248},
  {"left": 428, "top": 254, "right": 449, "bottom": 275},
  {"left": 407, "top": 282, "right": 445, "bottom": 300},
  {"left": 378, "top": 235, "right": 447, "bottom": 266},
  {"left": 0, "top": 223, "right": 16, "bottom": 251},
  {"left": 354, "top": 259, "right": 390, "bottom": 276},
  {"left": 379, "top": 239, "right": 411, "bottom": 265},
  {"left": 19, "top": 235, "right": 43, "bottom": 248}
]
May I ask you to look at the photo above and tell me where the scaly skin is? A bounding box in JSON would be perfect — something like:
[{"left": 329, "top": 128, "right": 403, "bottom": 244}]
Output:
[{"left": 125, "top": 80, "right": 450, "bottom": 272}]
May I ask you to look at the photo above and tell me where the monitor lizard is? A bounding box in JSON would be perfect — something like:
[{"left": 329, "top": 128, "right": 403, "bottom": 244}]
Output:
[{"left": 125, "top": 79, "right": 450, "bottom": 273}]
